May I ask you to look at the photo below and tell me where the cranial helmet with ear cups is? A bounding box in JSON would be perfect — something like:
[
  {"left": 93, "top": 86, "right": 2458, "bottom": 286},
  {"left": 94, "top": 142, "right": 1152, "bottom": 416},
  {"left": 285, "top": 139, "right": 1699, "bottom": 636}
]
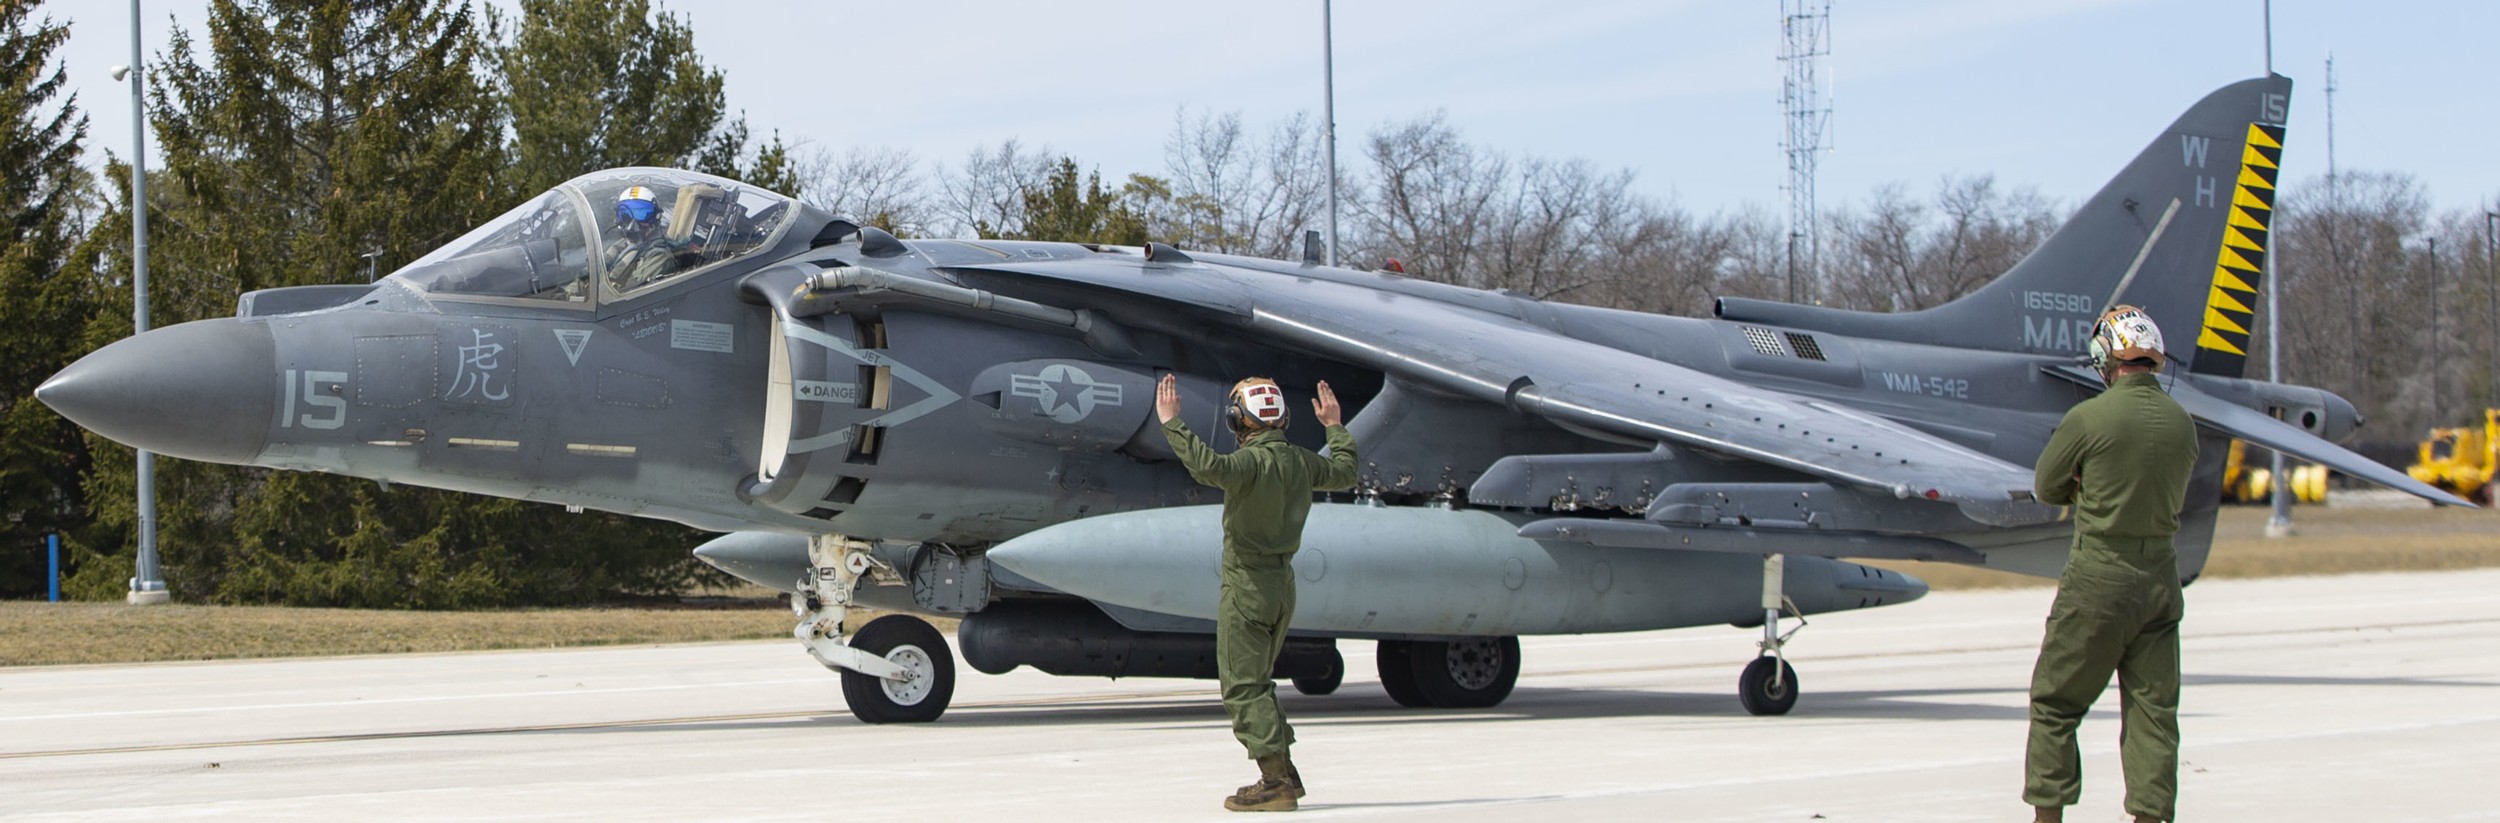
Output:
[
  {"left": 1225, "top": 377, "right": 1290, "bottom": 435},
  {"left": 2089, "top": 304, "right": 2167, "bottom": 373}
]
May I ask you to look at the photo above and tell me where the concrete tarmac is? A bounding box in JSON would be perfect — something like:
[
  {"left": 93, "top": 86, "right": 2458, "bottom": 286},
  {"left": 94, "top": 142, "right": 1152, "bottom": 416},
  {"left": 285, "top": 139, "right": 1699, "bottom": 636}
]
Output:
[{"left": 6, "top": 569, "right": 2500, "bottom": 822}]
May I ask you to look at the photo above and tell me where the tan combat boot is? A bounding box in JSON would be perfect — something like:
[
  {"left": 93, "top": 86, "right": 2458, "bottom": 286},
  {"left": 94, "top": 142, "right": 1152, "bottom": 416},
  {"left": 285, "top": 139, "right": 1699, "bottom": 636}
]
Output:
[
  {"left": 1273, "top": 751, "right": 1306, "bottom": 799},
  {"left": 2030, "top": 805, "right": 2061, "bottom": 823},
  {"left": 1224, "top": 752, "right": 1300, "bottom": 812}
]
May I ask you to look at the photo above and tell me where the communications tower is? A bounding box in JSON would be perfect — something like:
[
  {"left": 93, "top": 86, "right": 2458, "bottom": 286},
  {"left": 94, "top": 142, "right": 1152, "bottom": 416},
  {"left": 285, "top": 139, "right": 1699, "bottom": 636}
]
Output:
[{"left": 1780, "top": 0, "right": 1833, "bottom": 304}]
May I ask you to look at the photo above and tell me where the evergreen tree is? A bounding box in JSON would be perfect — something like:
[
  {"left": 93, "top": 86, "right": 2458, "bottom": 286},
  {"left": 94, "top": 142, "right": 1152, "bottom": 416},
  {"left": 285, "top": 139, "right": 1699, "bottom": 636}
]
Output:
[
  {"left": 71, "top": 0, "right": 515, "bottom": 604},
  {"left": 0, "top": 0, "right": 94, "bottom": 597},
  {"left": 62, "top": 0, "right": 709, "bottom": 607},
  {"left": 1002, "top": 157, "right": 1151, "bottom": 246},
  {"left": 499, "top": 0, "right": 789, "bottom": 196}
]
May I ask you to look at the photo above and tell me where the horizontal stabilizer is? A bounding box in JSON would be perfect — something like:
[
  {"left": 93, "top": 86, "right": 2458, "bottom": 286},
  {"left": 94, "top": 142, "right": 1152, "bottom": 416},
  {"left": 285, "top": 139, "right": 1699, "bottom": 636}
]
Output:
[{"left": 2048, "top": 366, "right": 2476, "bottom": 508}]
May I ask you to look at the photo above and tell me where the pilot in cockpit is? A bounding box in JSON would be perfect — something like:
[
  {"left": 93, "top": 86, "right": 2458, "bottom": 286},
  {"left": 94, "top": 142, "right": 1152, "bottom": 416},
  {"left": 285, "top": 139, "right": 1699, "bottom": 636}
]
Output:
[
  {"left": 606, "top": 184, "right": 684, "bottom": 291},
  {"left": 614, "top": 185, "right": 663, "bottom": 242}
]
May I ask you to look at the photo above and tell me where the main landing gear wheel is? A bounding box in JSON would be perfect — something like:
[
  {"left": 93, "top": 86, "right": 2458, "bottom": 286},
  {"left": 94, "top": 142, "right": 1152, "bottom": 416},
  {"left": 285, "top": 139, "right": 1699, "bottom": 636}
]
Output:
[
  {"left": 1737, "top": 655, "right": 1799, "bottom": 716},
  {"left": 1290, "top": 647, "right": 1345, "bottom": 696},
  {"left": 1740, "top": 552, "right": 1805, "bottom": 716},
  {"left": 1375, "top": 637, "right": 1521, "bottom": 709},
  {"left": 839, "top": 615, "right": 957, "bottom": 724}
]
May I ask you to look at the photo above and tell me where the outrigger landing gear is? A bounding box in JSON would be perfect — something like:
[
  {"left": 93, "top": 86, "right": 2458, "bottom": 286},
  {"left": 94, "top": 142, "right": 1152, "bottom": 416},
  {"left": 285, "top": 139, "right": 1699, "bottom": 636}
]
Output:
[
  {"left": 792, "top": 534, "right": 957, "bottom": 723},
  {"left": 1739, "top": 553, "right": 1805, "bottom": 716}
]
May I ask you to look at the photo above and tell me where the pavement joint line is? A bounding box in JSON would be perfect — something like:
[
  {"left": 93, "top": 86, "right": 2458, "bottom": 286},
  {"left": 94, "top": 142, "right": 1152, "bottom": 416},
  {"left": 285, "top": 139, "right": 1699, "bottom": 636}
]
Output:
[
  {"left": 0, "top": 684, "right": 1225, "bottom": 761},
  {"left": 1516, "top": 614, "right": 2500, "bottom": 679}
]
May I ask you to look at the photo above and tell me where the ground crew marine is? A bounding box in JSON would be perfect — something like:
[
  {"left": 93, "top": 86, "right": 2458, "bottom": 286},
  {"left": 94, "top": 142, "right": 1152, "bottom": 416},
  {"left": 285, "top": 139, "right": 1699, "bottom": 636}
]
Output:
[
  {"left": 1156, "top": 374, "right": 1360, "bottom": 813},
  {"left": 2025, "top": 306, "right": 2200, "bottom": 823}
]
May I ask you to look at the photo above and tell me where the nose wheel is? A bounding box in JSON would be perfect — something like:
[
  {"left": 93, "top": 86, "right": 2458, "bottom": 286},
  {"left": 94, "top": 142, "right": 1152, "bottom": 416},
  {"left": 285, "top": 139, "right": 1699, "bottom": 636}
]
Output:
[
  {"left": 839, "top": 614, "right": 957, "bottom": 724},
  {"left": 1738, "top": 655, "right": 1799, "bottom": 716},
  {"left": 792, "top": 535, "right": 958, "bottom": 723},
  {"left": 1741, "top": 553, "right": 1805, "bottom": 717}
]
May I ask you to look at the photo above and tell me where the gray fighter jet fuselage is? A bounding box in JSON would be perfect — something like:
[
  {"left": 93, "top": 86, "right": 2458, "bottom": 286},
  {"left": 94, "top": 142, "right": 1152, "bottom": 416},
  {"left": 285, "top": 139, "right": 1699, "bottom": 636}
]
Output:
[{"left": 38, "top": 74, "right": 2465, "bottom": 723}]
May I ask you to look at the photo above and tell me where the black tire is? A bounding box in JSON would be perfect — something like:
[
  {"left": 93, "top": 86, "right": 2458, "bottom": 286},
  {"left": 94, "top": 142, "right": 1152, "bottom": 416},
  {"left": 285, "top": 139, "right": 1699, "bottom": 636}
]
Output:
[
  {"left": 1374, "top": 640, "right": 1431, "bottom": 707},
  {"left": 840, "top": 615, "right": 956, "bottom": 724},
  {"left": 1404, "top": 636, "right": 1522, "bottom": 709},
  {"left": 1738, "top": 655, "right": 1799, "bottom": 716},
  {"left": 1289, "top": 648, "right": 1345, "bottom": 696}
]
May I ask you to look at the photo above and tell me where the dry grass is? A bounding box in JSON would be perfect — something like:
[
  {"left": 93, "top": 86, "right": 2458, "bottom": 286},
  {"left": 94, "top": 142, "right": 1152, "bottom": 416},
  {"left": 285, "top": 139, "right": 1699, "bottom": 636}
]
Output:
[
  {"left": 1872, "top": 503, "right": 2500, "bottom": 590},
  {"left": 0, "top": 601, "right": 794, "bottom": 667}
]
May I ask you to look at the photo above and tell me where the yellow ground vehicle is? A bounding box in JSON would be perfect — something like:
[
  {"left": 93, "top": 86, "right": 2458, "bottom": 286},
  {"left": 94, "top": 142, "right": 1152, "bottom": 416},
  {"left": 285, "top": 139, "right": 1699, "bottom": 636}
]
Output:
[
  {"left": 2407, "top": 409, "right": 2500, "bottom": 505},
  {"left": 2222, "top": 439, "right": 2328, "bottom": 504}
]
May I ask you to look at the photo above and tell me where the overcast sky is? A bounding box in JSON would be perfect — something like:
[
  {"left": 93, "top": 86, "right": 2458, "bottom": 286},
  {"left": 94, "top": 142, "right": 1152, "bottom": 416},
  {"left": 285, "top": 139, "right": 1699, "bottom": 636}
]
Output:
[{"left": 37, "top": 0, "right": 2500, "bottom": 222}]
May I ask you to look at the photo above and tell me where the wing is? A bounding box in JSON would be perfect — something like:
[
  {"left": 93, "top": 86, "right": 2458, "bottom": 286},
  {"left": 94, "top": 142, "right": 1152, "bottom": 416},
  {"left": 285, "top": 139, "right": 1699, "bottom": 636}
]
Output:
[{"left": 952, "top": 254, "right": 2057, "bottom": 524}]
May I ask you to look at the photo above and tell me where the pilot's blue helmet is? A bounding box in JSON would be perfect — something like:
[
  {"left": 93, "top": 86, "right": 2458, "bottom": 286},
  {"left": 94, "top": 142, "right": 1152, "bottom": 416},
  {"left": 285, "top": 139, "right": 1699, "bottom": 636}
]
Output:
[{"left": 617, "top": 185, "right": 660, "bottom": 224}]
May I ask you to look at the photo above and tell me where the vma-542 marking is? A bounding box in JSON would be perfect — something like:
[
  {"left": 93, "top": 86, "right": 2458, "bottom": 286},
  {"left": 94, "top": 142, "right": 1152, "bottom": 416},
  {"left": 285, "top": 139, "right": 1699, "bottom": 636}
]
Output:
[{"left": 38, "top": 74, "right": 2469, "bottom": 723}]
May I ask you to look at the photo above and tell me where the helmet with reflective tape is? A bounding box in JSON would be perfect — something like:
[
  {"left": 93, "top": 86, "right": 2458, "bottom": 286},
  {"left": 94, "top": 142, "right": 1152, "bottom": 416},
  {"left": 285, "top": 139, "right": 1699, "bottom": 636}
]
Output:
[
  {"left": 1225, "top": 377, "right": 1291, "bottom": 434},
  {"left": 2089, "top": 304, "right": 2166, "bottom": 372},
  {"left": 617, "top": 185, "right": 659, "bottom": 224}
]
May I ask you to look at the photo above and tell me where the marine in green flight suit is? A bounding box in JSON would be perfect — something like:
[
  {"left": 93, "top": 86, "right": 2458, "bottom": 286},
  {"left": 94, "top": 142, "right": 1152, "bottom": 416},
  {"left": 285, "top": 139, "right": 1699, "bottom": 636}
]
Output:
[
  {"left": 2025, "top": 306, "right": 2201, "bottom": 823},
  {"left": 1156, "top": 373, "right": 1360, "bottom": 813}
]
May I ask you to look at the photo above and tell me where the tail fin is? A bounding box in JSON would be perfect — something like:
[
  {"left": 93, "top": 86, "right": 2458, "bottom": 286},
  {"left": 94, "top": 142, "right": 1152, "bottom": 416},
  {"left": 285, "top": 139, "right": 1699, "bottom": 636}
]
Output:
[{"left": 1714, "top": 75, "right": 2293, "bottom": 377}]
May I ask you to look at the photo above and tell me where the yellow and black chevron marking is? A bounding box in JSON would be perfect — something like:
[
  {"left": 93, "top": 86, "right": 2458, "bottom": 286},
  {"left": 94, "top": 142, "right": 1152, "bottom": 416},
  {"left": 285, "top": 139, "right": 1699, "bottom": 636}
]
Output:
[{"left": 2194, "top": 122, "right": 2285, "bottom": 373}]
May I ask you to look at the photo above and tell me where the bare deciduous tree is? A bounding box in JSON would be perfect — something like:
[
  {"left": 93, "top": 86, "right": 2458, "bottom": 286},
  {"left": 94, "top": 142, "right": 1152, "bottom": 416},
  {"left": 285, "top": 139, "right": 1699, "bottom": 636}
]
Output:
[
  {"left": 1820, "top": 175, "right": 2057, "bottom": 312},
  {"left": 1353, "top": 112, "right": 1508, "bottom": 284},
  {"left": 789, "top": 143, "right": 929, "bottom": 235},
  {"left": 933, "top": 139, "right": 1054, "bottom": 238},
  {"left": 1156, "top": 109, "right": 1328, "bottom": 258},
  {"left": 2269, "top": 171, "right": 2448, "bottom": 437}
]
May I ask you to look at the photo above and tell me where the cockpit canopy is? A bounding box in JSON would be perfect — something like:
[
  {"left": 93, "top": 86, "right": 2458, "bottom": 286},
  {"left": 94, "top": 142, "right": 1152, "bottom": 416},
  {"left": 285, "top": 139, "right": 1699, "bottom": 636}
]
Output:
[{"left": 388, "top": 168, "right": 799, "bottom": 305}]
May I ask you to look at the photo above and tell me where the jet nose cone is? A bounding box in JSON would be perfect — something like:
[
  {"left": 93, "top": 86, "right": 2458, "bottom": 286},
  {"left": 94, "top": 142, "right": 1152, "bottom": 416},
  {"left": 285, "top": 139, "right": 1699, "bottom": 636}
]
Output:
[{"left": 37, "top": 319, "right": 277, "bottom": 464}]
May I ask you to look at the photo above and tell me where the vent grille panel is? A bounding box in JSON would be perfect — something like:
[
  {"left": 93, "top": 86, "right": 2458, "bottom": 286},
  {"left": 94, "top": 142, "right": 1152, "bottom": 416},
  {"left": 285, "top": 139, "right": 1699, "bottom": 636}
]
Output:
[
  {"left": 1742, "top": 326, "right": 1787, "bottom": 357},
  {"left": 1785, "top": 332, "right": 1827, "bottom": 361}
]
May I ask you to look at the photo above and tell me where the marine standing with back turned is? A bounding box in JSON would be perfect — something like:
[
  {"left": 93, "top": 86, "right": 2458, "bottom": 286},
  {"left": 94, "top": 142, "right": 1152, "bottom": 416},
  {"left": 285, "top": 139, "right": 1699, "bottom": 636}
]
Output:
[
  {"left": 1156, "top": 373, "right": 1360, "bottom": 813},
  {"left": 2023, "top": 306, "right": 2200, "bottom": 823}
]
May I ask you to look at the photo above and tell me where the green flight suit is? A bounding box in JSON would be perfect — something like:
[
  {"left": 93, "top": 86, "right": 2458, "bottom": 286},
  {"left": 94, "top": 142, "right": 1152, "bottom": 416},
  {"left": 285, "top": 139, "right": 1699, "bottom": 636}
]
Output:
[
  {"left": 2025, "top": 371, "right": 2200, "bottom": 821},
  {"left": 1163, "top": 417, "right": 1361, "bottom": 760}
]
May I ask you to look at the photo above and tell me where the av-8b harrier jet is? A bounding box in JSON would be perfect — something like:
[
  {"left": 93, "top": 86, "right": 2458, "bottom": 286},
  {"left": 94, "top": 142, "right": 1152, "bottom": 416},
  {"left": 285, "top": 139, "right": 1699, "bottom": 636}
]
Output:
[{"left": 39, "top": 74, "right": 2468, "bottom": 723}]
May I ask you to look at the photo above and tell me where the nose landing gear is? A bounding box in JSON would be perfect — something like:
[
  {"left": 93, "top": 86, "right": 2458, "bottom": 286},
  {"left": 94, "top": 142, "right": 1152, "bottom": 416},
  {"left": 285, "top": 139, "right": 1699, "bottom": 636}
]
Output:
[
  {"left": 1740, "top": 553, "right": 1805, "bottom": 716},
  {"left": 792, "top": 534, "right": 959, "bottom": 723}
]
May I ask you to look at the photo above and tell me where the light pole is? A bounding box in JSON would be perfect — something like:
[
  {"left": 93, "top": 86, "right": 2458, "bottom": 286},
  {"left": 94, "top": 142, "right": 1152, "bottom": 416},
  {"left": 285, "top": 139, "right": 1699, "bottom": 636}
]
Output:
[
  {"left": 1321, "top": 0, "right": 1338, "bottom": 268},
  {"left": 2264, "top": 204, "right": 2289, "bottom": 536},
  {"left": 117, "top": 0, "right": 167, "bottom": 605},
  {"left": 2430, "top": 237, "right": 2442, "bottom": 419},
  {"left": 2486, "top": 210, "right": 2497, "bottom": 407}
]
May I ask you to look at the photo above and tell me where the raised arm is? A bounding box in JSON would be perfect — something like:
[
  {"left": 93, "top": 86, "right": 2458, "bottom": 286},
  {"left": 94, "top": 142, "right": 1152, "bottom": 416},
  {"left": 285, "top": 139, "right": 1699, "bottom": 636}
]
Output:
[
  {"left": 1159, "top": 373, "right": 1251, "bottom": 490},
  {"left": 1310, "top": 380, "right": 1360, "bottom": 491}
]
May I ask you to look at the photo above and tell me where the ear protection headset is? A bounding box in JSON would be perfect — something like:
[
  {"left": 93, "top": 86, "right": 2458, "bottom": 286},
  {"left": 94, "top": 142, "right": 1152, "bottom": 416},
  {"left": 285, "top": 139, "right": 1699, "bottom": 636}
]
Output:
[
  {"left": 1225, "top": 377, "right": 1291, "bottom": 435},
  {"left": 2088, "top": 304, "right": 2167, "bottom": 376}
]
